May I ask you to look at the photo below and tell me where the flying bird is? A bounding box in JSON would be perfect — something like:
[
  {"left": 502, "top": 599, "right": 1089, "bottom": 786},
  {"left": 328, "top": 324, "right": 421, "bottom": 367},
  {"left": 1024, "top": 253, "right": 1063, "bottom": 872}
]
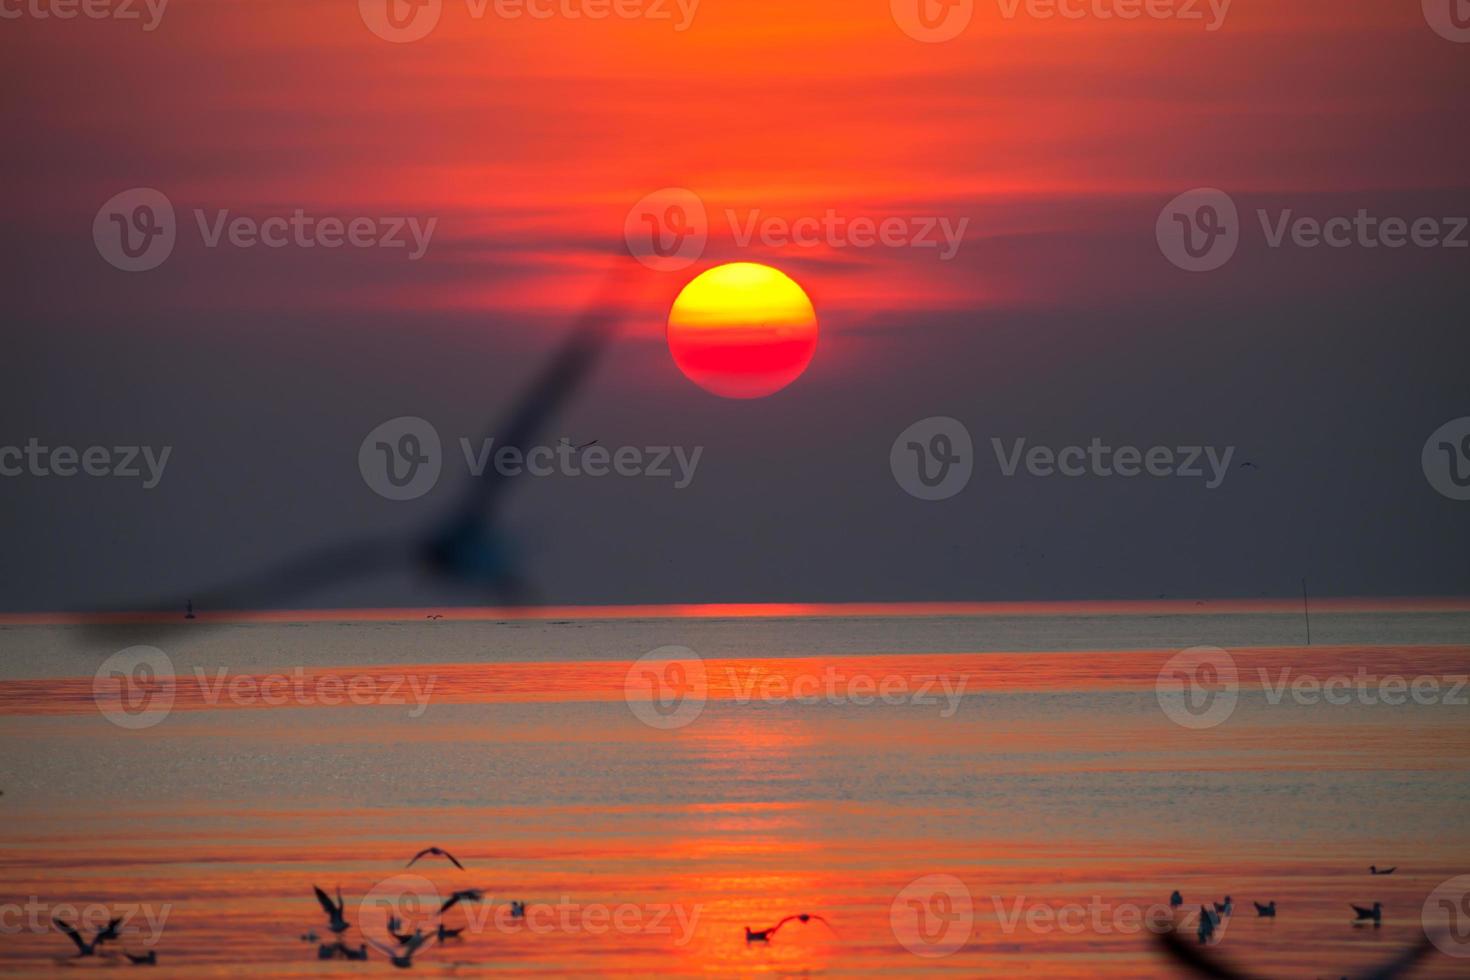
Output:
[
  {"left": 52, "top": 916, "right": 123, "bottom": 956},
  {"left": 124, "top": 949, "right": 158, "bottom": 965},
  {"left": 1169, "top": 890, "right": 1183, "bottom": 909},
  {"left": 435, "top": 923, "right": 464, "bottom": 941},
  {"left": 368, "top": 930, "right": 433, "bottom": 968},
  {"left": 744, "top": 913, "right": 838, "bottom": 943},
  {"left": 1252, "top": 901, "right": 1275, "bottom": 917},
  {"left": 1212, "top": 897, "right": 1232, "bottom": 917},
  {"left": 407, "top": 846, "right": 465, "bottom": 871},
  {"left": 1369, "top": 865, "right": 1396, "bottom": 875},
  {"left": 314, "top": 884, "right": 350, "bottom": 935},
  {"left": 77, "top": 260, "right": 645, "bottom": 641},
  {"left": 1156, "top": 927, "right": 1435, "bottom": 979},
  {"left": 439, "top": 889, "right": 484, "bottom": 914}
]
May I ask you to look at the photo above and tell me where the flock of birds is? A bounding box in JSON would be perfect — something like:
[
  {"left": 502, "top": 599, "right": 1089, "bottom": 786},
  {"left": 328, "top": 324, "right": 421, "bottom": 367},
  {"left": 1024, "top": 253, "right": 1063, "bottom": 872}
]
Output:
[
  {"left": 53, "top": 853, "right": 1437, "bottom": 975},
  {"left": 1157, "top": 865, "right": 1443, "bottom": 980},
  {"left": 50, "top": 842, "right": 838, "bottom": 969}
]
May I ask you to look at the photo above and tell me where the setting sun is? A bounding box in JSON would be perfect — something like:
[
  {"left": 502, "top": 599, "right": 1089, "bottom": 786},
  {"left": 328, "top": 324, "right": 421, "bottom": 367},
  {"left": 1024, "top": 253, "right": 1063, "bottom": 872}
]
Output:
[{"left": 667, "top": 263, "right": 819, "bottom": 399}]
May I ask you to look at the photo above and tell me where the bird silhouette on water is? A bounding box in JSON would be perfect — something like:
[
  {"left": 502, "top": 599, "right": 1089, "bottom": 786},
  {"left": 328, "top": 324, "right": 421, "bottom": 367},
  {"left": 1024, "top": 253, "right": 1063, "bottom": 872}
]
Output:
[
  {"left": 52, "top": 915, "right": 122, "bottom": 956},
  {"left": 744, "top": 913, "right": 838, "bottom": 943}
]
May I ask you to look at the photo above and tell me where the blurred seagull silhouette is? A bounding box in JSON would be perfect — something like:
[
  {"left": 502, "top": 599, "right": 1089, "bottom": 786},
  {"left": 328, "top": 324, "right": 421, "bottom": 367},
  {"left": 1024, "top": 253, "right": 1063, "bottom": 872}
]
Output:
[
  {"left": 744, "top": 913, "right": 838, "bottom": 943},
  {"left": 407, "top": 846, "right": 465, "bottom": 871},
  {"left": 78, "top": 260, "right": 643, "bottom": 642},
  {"left": 368, "top": 930, "right": 433, "bottom": 968},
  {"left": 52, "top": 915, "right": 122, "bottom": 956},
  {"left": 1369, "top": 865, "right": 1396, "bottom": 875},
  {"left": 124, "top": 949, "right": 157, "bottom": 965},
  {"left": 314, "top": 885, "right": 350, "bottom": 935},
  {"left": 1157, "top": 926, "right": 1434, "bottom": 979},
  {"left": 1170, "top": 890, "right": 1183, "bottom": 909},
  {"left": 1252, "top": 901, "right": 1275, "bottom": 917}
]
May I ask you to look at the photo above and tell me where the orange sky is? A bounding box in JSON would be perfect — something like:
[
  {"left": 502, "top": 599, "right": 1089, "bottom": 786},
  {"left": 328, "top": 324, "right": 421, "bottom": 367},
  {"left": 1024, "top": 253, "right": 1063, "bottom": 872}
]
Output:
[{"left": 6, "top": 0, "right": 1465, "bottom": 326}]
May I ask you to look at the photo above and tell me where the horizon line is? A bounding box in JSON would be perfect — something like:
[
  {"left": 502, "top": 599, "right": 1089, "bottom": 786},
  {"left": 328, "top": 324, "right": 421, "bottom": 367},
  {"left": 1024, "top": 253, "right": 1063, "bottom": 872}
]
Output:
[{"left": 4, "top": 595, "right": 1470, "bottom": 626}]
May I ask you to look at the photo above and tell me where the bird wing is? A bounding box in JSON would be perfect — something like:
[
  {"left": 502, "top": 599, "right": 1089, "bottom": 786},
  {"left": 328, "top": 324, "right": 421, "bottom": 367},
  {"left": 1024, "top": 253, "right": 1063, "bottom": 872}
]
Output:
[
  {"left": 443, "top": 849, "right": 465, "bottom": 870},
  {"left": 805, "top": 914, "right": 839, "bottom": 936},
  {"left": 439, "top": 894, "right": 461, "bottom": 913},
  {"left": 95, "top": 917, "right": 123, "bottom": 942},
  {"left": 1362, "top": 937, "right": 1435, "bottom": 980},
  {"left": 80, "top": 535, "right": 409, "bottom": 646},
  {"left": 52, "top": 918, "right": 87, "bottom": 953},
  {"left": 407, "top": 848, "right": 431, "bottom": 867},
  {"left": 1154, "top": 928, "right": 1251, "bottom": 979},
  {"left": 450, "top": 261, "right": 640, "bottom": 516},
  {"left": 314, "top": 885, "right": 341, "bottom": 917}
]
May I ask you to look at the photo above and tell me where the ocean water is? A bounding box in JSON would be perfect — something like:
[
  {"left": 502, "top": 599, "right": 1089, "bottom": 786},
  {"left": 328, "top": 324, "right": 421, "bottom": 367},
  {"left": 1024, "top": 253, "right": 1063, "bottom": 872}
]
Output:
[{"left": 0, "top": 606, "right": 1467, "bottom": 976}]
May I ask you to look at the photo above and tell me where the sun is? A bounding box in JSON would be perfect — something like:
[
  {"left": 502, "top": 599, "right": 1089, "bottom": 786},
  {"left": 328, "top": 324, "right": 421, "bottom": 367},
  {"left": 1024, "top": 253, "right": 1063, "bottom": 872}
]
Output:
[{"left": 666, "top": 262, "right": 819, "bottom": 399}]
